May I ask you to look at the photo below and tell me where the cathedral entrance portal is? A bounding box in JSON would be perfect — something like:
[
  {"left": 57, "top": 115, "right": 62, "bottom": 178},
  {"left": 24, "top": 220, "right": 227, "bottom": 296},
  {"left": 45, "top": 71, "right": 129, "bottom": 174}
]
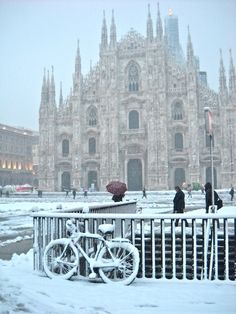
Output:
[
  {"left": 61, "top": 172, "right": 71, "bottom": 191},
  {"left": 174, "top": 168, "right": 185, "bottom": 188},
  {"left": 88, "top": 171, "right": 97, "bottom": 191},
  {"left": 127, "top": 159, "right": 142, "bottom": 191}
]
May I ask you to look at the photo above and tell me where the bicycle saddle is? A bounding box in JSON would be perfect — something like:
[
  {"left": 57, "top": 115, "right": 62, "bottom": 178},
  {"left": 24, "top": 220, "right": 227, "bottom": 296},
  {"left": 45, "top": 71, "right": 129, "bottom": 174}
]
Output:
[{"left": 98, "top": 224, "right": 115, "bottom": 235}]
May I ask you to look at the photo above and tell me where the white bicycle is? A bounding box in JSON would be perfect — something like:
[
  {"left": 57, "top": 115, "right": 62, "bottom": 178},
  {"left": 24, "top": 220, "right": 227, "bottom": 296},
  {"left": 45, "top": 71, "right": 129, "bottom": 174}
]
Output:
[{"left": 43, "top": 219, "right": 140, "bottom": 285}]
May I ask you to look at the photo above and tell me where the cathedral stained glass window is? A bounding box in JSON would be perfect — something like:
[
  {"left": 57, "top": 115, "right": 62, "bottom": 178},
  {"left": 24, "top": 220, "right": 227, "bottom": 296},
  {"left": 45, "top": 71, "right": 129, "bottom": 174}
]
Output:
[
  {"left": 128, "top": 63, "right": 139, "bottom": 91},
  {"left": 175, "top": 133, "right": 183, "bottom": 151},
  {"left": 62, "top": 139, "right": 69, "bottom": 157},
  {"left": 129, "top": 110, "right": 139, "bottom": 129},
  {"left": 173, "top": 102, "right": 183, "bottom": 120},
  {"left": 87, "top": 107, "right": 97, "bottom": 126}
]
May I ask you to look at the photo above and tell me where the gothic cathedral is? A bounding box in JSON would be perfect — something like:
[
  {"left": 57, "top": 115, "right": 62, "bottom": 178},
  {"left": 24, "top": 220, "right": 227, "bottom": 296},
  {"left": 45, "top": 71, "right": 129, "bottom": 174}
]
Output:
[{"left": 38, "top": 6, "right": 236, "bottom": 192}]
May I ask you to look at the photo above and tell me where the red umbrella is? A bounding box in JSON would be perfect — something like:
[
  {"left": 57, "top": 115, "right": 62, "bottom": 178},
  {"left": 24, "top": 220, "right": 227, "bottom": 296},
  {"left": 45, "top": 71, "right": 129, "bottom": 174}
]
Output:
[{"left": 106, "top": 181, "right": 127, "bottom": 196}]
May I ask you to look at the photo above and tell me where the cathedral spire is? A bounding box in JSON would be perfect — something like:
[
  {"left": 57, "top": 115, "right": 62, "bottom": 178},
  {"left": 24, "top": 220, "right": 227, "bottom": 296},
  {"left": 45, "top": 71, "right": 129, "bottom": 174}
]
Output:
[
  {"left": 40, "top": 68, "right": 47, "bottom": 105},
  {"left": 75, "top": 39, "right": 81, "bottom": 75},
  {"left": 219, "top": 49, "right": 228, "bottom": 98},
  {"left": 59, "top": 81, "right": 63, "bottom": 108},
  {"left": 109, "top": 9, "right": 117, "bottom": 49},
  {"left": 46, "top": 69, "right": 50, "bottom": 103},
  {"left": 100, "top": 10, "right": 108, "bottom": 52},
  {"left": 187, "top": 26, "right": 194, "bottom": 66},
  {"left": 49, "top": 66, "right": 56, "bottom": 106},
  {"left": 50, "top": 66, "right": 55, "bottom": 90},
  {"left": 146, "top": 4, "right": 153, "bottom": 43},
  {"left": 156, "top": 2, "right": 163, "bottom": 41},
  {"left": 229, "top": 49, "right": 236, "bottom": 97},
  {"left": 73, "top": 40, "right": 81, "bottom": 94}
]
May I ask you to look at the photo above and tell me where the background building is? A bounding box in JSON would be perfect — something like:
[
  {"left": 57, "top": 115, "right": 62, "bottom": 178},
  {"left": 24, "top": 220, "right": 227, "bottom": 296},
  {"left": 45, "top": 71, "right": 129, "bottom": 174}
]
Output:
[
  {"left": 164, "top": 8, "right": 185, "bottom": 64},
  {"left": 38, "top": 7, "right": 236, "bottom": 192},
  {"left": 0, "top": 123, "right": 39, "bottom": 187}
]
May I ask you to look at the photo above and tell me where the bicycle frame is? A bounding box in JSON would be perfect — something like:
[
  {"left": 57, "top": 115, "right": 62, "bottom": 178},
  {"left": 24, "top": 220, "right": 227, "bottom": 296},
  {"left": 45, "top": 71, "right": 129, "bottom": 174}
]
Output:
[{"left": 66, "top": 230, "right": 124, "bottom": 273}]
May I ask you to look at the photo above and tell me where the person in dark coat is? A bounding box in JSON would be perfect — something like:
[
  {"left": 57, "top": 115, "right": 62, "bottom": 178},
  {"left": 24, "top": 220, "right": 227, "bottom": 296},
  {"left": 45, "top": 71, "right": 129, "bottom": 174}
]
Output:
[
  {"left": 229, "top": 185, "right": 234, "bottom": 201},
  {"left": 204, "top": 182, "right": 219, "bottom": 213},
  {"left": 142, "top": 187, "right": 147, "bottom": 199},
  {"left": 173, "top": 186, "right": 188, "bottom": 227},
  {"left": 83, "top": 189, "right": 88, "bottom": 197},
  {"left": 72, "top": 189, "right": 76, "bottom": 199},
  {"left": 112, "top": 194, "right": 124, "bottom": 202}
]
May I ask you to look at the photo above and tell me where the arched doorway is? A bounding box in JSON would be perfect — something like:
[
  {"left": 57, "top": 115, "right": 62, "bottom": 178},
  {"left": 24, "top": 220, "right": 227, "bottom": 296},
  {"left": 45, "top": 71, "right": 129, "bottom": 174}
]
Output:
[
  {"left": 174, "top": 168, "right": 185, "bottom": 188},
  {"left": 61, "top": 172, "right": 71, "bottom": 191},
  {"left": 33, "top": 178, "right": 39, "bottom": 188},
  {"left": 206, "top": 167, "right": 217, "bottom": 188},
  {"left": 127, "top": 159, "right": 142, "bottom": 191},
  {"left": 88, "top": 171, "right": 97, "bottom": 191}
]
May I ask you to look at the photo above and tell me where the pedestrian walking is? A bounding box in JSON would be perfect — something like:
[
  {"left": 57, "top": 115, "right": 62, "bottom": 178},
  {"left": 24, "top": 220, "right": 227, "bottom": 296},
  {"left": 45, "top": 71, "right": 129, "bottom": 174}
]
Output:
[
  {"left": 173, "top": 186, "right": 189, "bottom": 227},
  {"left": 229, "top": 185, "right": 234, "bottom": 201},
  {"left": 187, "top": 184, "right": 192, "bottom": 198},
  {"left": 204, "top": 182, "right": 222, "bottom": 228},
  {"left": 201, "top": 184, "right": 205, "bottom": 194},
  {"left": 72, "top": 189, "right": 76, "bottom": 199},
  {"left": 204, "top": 182, "right": 222, "bottom": 213},
  {"left": 142, "top": 187, "right": 147, "bottom": 199}
]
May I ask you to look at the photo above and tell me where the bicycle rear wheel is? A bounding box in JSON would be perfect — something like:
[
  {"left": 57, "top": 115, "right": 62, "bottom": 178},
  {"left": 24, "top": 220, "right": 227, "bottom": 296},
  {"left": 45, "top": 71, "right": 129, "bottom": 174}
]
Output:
[
  {"left": 43, "top": 239, "right": 79, "bottom": 280},
  {"left": 98, "top": 242, "right": 140, "bottom": 285}
]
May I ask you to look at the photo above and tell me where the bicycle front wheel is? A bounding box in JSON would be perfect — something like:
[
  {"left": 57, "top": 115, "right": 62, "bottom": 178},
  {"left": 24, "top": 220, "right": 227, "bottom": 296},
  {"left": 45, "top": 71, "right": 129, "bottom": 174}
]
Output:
[
  {"left": 43, "top": 239, "right": 79, "bottom": 280},
  {"left": 98, "top": 242, "right": 140, "bottom": 285}
]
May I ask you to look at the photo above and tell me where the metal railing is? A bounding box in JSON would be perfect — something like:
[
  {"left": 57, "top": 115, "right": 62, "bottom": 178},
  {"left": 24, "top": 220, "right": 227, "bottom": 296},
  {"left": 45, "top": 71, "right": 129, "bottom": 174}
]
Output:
[{"left": 32, "top": 211, "right": 236, "bottom": 281}]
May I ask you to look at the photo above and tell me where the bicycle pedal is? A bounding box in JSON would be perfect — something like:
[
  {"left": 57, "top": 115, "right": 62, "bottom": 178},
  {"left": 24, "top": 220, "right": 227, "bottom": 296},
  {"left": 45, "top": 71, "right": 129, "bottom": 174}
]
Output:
[{"left": 88, "top": 272, "right": 97, "bottom": 279}]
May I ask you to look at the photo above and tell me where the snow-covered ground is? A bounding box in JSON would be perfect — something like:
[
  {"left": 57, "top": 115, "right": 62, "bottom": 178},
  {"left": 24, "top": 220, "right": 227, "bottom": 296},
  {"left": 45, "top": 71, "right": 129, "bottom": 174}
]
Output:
[
  {"left": 0, "top": 249, "right": 235, "bottom": 314},
  {"left": 0, "top": 190, "right": 235, "bottom": 313}
]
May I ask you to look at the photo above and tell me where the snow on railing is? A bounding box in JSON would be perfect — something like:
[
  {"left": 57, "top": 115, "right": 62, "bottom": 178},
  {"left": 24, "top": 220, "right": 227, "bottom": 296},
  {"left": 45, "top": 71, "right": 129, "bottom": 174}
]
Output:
[{"left": 32, "top": 211, "right": 236, "bottom": 281}]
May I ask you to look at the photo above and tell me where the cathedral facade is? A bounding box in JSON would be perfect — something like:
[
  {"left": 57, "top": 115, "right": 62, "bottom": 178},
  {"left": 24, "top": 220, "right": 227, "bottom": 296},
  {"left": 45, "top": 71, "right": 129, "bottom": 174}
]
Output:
[{"left": 38, "top": 7, "right": 236, "bottom": 192}]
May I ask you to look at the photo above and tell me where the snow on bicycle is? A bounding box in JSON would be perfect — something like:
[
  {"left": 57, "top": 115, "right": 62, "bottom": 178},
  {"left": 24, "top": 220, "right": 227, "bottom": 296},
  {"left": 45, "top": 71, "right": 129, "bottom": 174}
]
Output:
[{"left": 43, "top": 218, "right": 140, "bottom": 285}]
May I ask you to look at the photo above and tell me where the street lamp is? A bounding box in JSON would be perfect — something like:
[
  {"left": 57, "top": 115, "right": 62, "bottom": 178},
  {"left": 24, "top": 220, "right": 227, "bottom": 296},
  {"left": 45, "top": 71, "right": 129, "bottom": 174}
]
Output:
[{"left": 204, "top": 107, "right": 215, "bottom": 213}]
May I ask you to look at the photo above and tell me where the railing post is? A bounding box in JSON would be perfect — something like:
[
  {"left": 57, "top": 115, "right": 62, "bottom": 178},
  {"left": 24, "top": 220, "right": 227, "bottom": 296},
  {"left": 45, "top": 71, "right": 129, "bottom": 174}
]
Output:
[
  {"left": 172, "top": 220, "right": 176, "bottom": 278},
  {"left": 151, "top": 219, "right": 155, "bottom": 279},
  {"left": 182, "top": 221, "right": 186, "bottom": 279},
  {"left": 140, "top": 219, "right": 145, "bottom": 278},
  {"left": 192, "top": 219, "right": 197, "bottom": 280},
  {"left": 161, "top": 219, "right": 166, "bottom": 279}
]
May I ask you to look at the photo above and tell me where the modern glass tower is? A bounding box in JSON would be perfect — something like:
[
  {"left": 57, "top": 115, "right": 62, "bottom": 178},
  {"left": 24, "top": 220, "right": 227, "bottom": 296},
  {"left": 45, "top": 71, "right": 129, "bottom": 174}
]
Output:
[{"left": 164, "top": 9, "right": 184, "bottom": 64}]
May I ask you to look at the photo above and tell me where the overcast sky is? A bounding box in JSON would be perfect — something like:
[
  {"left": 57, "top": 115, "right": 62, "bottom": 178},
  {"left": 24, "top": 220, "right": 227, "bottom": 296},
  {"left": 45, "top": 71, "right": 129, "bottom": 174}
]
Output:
[{"left": 0, "top": 0, "right": 235, "bottom": 131}]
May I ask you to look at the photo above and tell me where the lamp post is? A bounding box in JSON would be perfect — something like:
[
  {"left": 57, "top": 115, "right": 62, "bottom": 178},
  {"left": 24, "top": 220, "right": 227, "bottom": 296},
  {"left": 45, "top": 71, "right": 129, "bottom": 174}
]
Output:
[
  {"left": 229, "top": 124, "right": 233, "bottom": 183},
  {"left": 204, "top": 107, "right": 215, "bottom": 213}
]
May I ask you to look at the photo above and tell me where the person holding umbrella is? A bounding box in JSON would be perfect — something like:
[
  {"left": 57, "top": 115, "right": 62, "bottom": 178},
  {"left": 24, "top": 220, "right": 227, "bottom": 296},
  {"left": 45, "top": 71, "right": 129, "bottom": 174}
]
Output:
[
  {"left": 112, "top": 194, "right": 125, "bottom": 202},
  {"left": 106, "top": 181, "right": 127, "bottom": 202}
]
